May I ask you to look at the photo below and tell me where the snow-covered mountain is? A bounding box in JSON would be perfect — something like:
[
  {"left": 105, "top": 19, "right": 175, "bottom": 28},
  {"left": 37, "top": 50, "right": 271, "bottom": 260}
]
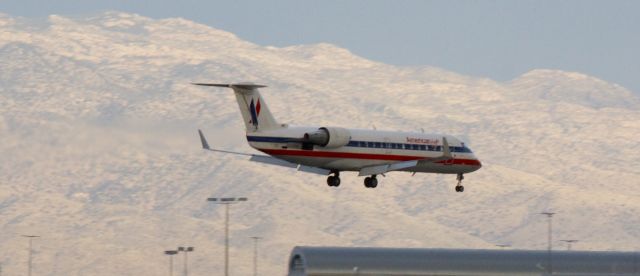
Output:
[{"left": 1, "top": 11, "right": 639, "bottom": 276}]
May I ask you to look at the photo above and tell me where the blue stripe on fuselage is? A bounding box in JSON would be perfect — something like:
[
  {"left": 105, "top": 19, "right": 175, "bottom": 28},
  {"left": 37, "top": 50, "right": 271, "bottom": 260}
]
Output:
[{"left": 246, "top": 136, "right": 293, "bottom": 143}]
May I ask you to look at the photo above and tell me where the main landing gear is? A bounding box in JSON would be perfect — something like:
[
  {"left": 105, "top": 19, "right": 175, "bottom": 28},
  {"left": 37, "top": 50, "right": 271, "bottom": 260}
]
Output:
[
  {"left": 327, "top": 171, "right": 341, "bottom": 187},
  {"left": 455, "top": 173, "right": 465, "bottom": 192},
  {"left": 327, "top": 172, "right": 379, "bottom": 188},
  {"left": 364, "top": 175, "right": 378, "bottom": 188}
]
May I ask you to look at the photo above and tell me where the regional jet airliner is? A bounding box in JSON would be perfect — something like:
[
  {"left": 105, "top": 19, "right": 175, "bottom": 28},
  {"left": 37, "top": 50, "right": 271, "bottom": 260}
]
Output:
[{"left": 194, "top": 83, "right": 481, "bottom": 192}]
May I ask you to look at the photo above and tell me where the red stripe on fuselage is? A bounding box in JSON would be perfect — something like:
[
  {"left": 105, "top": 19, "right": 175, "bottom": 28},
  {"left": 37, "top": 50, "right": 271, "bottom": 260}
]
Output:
[{"left": 258, "top": 148, "right": 481, "bottom": 166}]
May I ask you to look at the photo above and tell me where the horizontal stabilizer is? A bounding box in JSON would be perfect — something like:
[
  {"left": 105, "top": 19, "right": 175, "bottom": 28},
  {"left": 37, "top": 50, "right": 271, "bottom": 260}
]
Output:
[{"left": 358, "top": 160, "right": 418, "bottom": 176}]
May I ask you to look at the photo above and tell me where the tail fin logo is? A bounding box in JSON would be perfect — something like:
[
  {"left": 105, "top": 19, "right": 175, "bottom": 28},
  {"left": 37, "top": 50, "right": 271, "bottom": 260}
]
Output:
[{"left": 249, "top": 98, "right": 261, "bottom": 127}]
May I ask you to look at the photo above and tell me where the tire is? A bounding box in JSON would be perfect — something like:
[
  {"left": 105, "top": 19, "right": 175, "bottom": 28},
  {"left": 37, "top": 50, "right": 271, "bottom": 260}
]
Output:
[
  {"left": 370, "top": 178, "right": 378, "bottom": 188},
  {"left": 327, "top": 176, "right": 335, "bottom": 187}
]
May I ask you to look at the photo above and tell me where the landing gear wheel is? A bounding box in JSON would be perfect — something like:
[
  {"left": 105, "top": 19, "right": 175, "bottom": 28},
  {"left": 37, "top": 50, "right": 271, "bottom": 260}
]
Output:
[
  {"left": 364, "top": 175, "right": 378, "bottom": 188},
  {"left": 327, "top": 176, "right": 340, "bottom": 187},
  {"left": 370, "top": 177, "right": 378, "bottom": 188},
  {"left": 327, "top": 172, "right": 341, "bottom": 187},
  {"left": 455, "top": 173, "right": 464, "bottom": 193}
]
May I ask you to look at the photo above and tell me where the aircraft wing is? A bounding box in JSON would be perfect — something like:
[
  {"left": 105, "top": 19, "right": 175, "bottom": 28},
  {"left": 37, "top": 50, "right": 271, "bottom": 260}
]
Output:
[
  {"left": 198, "top": 130, "right": 330, "bottom": 175},
  {"left": 248, "top": 155, "right": 298, "bottom": 168},
  {"left": 358, "top": 160, "right": 419, "bottom": 176}
]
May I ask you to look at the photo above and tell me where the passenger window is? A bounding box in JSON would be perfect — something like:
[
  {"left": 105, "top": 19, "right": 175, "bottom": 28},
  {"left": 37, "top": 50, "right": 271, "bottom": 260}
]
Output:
[
  {"left": 404, "top": 144, "right": 411, "bottom": 150},
  {"left": 412, "top": 144, "right": 419, "bottom": 150},
  {"left": 375, "top": 142, "right": 382, "bottom": 148},
  {"left": 359, "top": 141, "right": 366, "bottom": 147},
  {"left": 420, "top": 145, "right": 426, "bottom": 151},
  {"left": 368, "top": 142, "right": 374, "bottom": 148},
  {"left": 382, "top": 143, "right": 387, "bottom": 148}
]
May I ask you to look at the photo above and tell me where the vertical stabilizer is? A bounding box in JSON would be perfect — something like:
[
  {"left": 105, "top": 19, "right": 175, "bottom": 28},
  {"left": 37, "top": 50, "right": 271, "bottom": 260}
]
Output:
[{"left": 192, "top": 83, "right": 280, "bottom": 132}]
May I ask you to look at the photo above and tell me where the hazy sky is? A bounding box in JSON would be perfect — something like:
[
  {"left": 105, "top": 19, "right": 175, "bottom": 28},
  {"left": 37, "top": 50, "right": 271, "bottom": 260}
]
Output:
[{"left": 2, "top": 0, "right": 639, "bottom": 93}]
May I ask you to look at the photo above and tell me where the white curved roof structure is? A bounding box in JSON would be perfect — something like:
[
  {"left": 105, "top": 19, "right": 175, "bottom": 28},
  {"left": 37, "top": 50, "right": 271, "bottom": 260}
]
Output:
[{"left": 288, "top": 246, "right": 639, "bottom": 276}]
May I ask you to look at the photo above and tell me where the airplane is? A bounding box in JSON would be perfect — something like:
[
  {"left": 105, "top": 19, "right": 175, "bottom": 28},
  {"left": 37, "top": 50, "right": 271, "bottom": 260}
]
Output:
[{"left": 194, "top": 82, "right": 482, "bottom": 192}]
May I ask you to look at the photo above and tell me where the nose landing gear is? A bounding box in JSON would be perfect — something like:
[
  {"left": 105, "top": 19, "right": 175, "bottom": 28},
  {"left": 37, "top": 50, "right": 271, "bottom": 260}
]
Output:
[
  {"left": 364, "top": 175, "right": 378, "bottom": 188},
  {"left": 327, "top": 171, "right": 341, "bottom": 187},
  {"left": 455, "top": 173, "right": 465, "bottom": 192}
]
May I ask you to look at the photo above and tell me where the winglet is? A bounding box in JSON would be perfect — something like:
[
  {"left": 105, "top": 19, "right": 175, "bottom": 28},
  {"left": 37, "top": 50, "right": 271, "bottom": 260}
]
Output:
[
  {"left": 198, "top": 129, "right": 210, "bottom": 150},
  {"left": 442, "top": 137, "right": 452, "bottom": 158}
]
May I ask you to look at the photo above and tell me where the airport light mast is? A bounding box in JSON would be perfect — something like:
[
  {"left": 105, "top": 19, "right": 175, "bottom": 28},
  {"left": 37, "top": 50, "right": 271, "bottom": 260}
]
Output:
[
  {"left": 250, "top": 236, "right": 262, "bottom": 276},
  {"left": 177, "top": 246, "right": 194, "bottom": 276},
  {"left": 164, "top": 250, "right": 178, "bottom": 276},
  {"left": 208, "top": 197, "right": 248, "bottom": 276},
  {"left": 540, "top": 212, "right": 555, "bottom": 275},
  {"left": 22, "top": 235, "right": 40, "bottom": 276}
]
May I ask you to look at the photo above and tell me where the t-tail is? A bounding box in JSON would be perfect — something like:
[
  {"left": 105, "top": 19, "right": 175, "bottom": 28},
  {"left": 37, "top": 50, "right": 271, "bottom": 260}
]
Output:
[{"left": 192, "top": 83, "right": 281, "bottom": 132}]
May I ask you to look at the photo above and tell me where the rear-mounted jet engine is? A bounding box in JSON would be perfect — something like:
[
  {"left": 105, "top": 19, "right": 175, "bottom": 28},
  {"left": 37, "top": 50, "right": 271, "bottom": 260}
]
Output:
[{"left": 303, "top": 127, "right": 351, "bottom": 148}]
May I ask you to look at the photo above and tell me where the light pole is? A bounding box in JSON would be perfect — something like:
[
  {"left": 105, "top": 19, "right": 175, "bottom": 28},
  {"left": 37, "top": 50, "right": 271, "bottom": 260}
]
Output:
[
  {"left": 540, "top": 212, "right": 555, "bottom": 275},
  {"left": 560, "top": 240, "right": 578, "bottom": 250},
  {"left": 22, "top": 235, "right": 40, "bottom": 276},
  {"left": 250, "top": 236, "right": 262, "bottom": 276},
  {"left": 177, "top": 246, "right": 194, "bottom": 276},
  {"left": 165, "top": 250, "right": 178, "bottom": 276},
  {"left": 207, "top": 197, "right": 248, "bottom": 276}
]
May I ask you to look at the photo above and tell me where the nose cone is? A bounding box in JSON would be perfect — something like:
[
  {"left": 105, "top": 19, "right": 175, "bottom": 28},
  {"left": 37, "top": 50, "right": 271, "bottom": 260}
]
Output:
[{"left": 469, "top": 154, "right": 482, "bottom": 172}]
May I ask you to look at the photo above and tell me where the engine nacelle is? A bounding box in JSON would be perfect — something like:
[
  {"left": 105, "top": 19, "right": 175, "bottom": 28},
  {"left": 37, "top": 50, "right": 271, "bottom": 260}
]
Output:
[{"left": 303, "top": 127, "right": 351, "bottom": 148}]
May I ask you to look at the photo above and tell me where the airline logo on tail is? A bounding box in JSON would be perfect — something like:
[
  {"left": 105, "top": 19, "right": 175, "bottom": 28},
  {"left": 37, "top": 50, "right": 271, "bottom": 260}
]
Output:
[{"left": 249, "top": 98, "right": 261, "bottom": 127}]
